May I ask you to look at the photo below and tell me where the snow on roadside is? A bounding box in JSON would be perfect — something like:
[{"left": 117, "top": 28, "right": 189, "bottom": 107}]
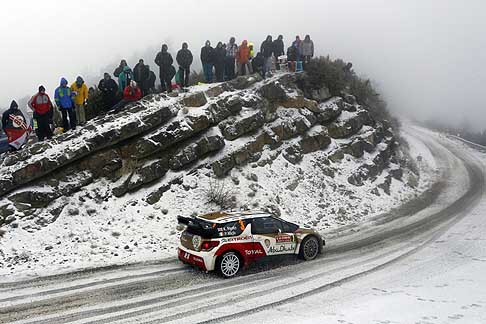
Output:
[{"left": 0, "top": 124, "right": 436, "bottom": 281}]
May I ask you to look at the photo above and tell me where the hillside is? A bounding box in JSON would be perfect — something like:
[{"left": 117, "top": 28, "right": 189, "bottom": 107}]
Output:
[{"left": 0, "top": 72, "right": 433, "bottom": 278}]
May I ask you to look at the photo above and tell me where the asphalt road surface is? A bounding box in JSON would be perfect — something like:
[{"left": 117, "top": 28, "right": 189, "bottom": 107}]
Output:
[{"left": 0, "top": 126, "right": 484, "bottom": 324}]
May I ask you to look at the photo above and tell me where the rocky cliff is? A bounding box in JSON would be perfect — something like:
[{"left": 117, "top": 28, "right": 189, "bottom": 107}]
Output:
[
  {"left": 0, "top": 72, "right": 430, "bottom": 276},
  {"left": 0, "top": 73, "right": 408, "bottom": 227}
]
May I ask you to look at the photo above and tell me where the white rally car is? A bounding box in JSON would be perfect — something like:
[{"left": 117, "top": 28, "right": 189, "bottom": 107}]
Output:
[{"left": 177, "top": 211, "right": 325, "bottom": 278}]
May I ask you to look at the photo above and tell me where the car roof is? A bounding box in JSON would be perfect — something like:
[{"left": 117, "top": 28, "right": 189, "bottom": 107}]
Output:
[{"left": 196, "top": 211, "right": 273, "bottom": 224}]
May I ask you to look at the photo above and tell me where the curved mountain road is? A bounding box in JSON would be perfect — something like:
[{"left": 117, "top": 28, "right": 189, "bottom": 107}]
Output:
[{"left": 0, "top": 125, "right": 484, "bottom": 324}]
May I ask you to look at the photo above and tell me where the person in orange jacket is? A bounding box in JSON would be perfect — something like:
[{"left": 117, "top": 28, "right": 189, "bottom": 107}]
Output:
[
  {"left": 236, "top": 40, "right": 251, "bottom": 76},
  {"left": 111, "top": 81, "right": 142, "bottom": 113}
]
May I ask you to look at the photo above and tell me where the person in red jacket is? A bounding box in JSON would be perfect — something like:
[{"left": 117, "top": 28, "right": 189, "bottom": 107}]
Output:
[
  {"left": 28, "top": 85, "right": 53, "bottom": 141},
  {"left": 112, "top": 81, "right": 142, "bottom": 113}
]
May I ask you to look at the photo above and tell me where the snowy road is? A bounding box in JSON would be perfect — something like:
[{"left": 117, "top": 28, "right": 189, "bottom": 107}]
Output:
[{"left": 0, "top": 126, "right": 484, "bottom": 324}]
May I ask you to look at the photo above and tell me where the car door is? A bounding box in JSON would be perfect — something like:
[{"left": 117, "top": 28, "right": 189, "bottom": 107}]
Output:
[{"left": 251, "top": 217, "right": 298, "bottom": 256}]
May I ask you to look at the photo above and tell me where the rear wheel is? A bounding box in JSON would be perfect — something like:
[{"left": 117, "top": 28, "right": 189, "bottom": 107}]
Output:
[
  {"left": 217, "top": 252, "right": 241, "bottom": 278},
  {"left": 299, "top": 236, "right": 319, "bottom": 261}
]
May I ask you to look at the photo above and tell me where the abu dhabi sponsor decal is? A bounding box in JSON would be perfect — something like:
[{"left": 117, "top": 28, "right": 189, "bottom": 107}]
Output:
[
  {"left": 268, "top": 244, "right": 296, "bottom": 254},
  {"left": 245, "top": 249, "right": 264, "bottom": 256},
  {"left": 221, "top": 235, "right": 253, "bottom": 243}
]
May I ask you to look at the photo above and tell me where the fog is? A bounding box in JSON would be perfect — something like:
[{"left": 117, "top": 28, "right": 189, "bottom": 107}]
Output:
[{"left": 1, "top": 0, "right": 485, "bottom": 130}]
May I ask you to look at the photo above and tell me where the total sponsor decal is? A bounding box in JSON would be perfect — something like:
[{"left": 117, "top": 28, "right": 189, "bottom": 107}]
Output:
[
  {"left": 221, "top": 235, "right": 253, "bottom": 243},
  {"left": 245, "top": 249, "right": 265, "bottom": 256}
]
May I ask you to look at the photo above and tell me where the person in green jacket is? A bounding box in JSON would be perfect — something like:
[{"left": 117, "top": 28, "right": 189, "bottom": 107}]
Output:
[{"left": 118, "top": 66, "right": 134, "bottom": 92}]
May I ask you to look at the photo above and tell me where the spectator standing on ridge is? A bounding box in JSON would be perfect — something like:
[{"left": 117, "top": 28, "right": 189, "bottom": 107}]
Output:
[
  {"left": 98, "top": 73, "right": 118, "bottom": 111},
  {"left": 214, "top": 42, "right": 227, "bottom": 82},
  {"left": 155, "top": 44, "right": 174, "bottom": 92},
  {"left": 200, "top": 40, "right": 215, "bottom": 83},
  {"left": 236, "top": 40, "right": 251, "bottom": 76},
  {"left": 301, "top": 35, "right": 314, "bottom": 66},
  {"left": 292, "top": 36, "right": 302, "bottom": 61},
  {"left": 112, "top": 81, "right": 142, "bottom": 113},
  {"left": 118, "top": 66, "right": 134, "bottom": 92},
  {"left": 28, "top": 85, "right": 53, "bottom": 141},
  {"left": 287, "top": 45, "right": 297, "bottom": 72},
  {"left": 273, "top": 35, "right": 285, "bottom": 58},
  {"left": 134, "top": 59, "right": 150, "bottom": 96},
  {"left": 147, "top": 67, "right": 157, "bottom": 93},
  {"left": 225, "top": 37, "right": 238, "bottom": 80},
  {"left": 71, "top": 76, "right": 88, "bottom": 125},
  {"left": 252, "top": 52, "right": 265, "bottom": 78},
  {"left": 343, "top": 62, "right": 354, "bottom": 82},
  {"left": 2, "top": 100, "right": 31, "bottom": 151},
  {"left": 114, "top": 60, "right": 128, "bottom": 78},
  {"left": 260, "top": 35, "right": 274, "bottom": 77},
  {"left": 176, "top": 42, "right": 193, "bottom": 89},
  {"left": 55, "top": 78, "right": 76, "bottom": 131}
]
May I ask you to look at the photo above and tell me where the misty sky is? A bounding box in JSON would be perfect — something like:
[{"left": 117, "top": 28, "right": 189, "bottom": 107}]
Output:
[{"left": 1, "top": 0, "right": 485, "bottom": 130}]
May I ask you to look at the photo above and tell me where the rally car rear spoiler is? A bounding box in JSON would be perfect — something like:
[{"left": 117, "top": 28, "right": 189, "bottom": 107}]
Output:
[{"left": 177, "top": 216, "right": 217, "bottom": 238}]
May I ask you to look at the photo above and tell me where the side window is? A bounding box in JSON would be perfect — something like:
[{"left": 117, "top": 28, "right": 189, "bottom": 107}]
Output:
[
  {"left": 251, "top": 217, "right": 282, "bottom": 235},
  {"left": 216, "top": 220, "right": 248, "bottom": 237},
  {"left": 281, "top": 221, "right": 298, "bottom": 233}
]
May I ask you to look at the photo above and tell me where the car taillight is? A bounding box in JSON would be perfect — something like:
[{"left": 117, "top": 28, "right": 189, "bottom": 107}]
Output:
[{"left": 201, "top": 241, "right": 220, "bottom": 251}]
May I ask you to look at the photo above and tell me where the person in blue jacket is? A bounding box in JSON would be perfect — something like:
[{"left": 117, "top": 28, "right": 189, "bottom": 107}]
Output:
[
  {"left": 55, "top": 78, "right": 77, "bottom": 131},
  {"left": 118, "top": 66, "right": 134, "bottom": 92}
]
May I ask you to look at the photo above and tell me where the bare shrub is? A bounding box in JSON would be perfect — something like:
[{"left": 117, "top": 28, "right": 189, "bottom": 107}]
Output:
[{"left": 203, "top": 178, "right": 236, "bottom": 209}]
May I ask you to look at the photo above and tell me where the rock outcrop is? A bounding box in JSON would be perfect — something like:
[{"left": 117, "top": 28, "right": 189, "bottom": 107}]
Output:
[{"left": 0, "top": 73, "right": 404, "bottom": 225}]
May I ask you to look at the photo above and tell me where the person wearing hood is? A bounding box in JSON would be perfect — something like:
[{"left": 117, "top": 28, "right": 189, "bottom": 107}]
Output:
[
  {"left": 2, "top": 100, "right": 32, "bottom": 150},
  {"left": 301, "top": 35, "right": 315, "bottom": 66},
  {"left": 176, "top": 42, "right": 193, "bottom": 88},
  {"left": 28, "top": 85, "right": 53, "bottom": 141},
  {"left": 55, "top": 78, "right": 76, "bottom": 131},
  {"left": 292, "top": 36, "right": 303, "bottom": 61},
  {"left": 214, "top": 42, "right": 227, "bottom": 82},
  {"left": 273, "top": 35, "right": 285, "bottom": 58},
  {"left": 260, "top": 35, "right": 274, "bottom": 77},
  {"left": 155, "top": 44, "right": 174, "bottom": 92},
  {"left": 236, "top": 40, "right": 251, "bottom": 76},
  {"left": 118, "top": 66, "right": 134, "bottom": 92},
  {"left": 252, "top": 52, "right": 265, "bottom": 78},
  {"left": 114, "top": 60, "right": 128, "bottom": 78},
  {"left": 225, "top": 37, "right": 238, "bottom": 81},
  {"left": 71, "top": 76, "right": 88, "bottom": 125},
  {"left": 134, "top": 59, "right": 150, "bottom": 96},
  {"left": 200, "top": 40, "right": 215, "bottom": 83},
  {"left": 112, "top": 81, "right": 142, "bottom": 113},
  {"left": 147, "top": 66, "right": 157, "bottom": 94},
  {"left": 98, "top": 73, "right": 119, "bottom": 111}
]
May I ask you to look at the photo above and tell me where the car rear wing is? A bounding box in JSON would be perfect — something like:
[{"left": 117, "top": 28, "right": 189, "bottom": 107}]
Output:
[{"left": 177, "top": 216, "right": 217, "bottom": 238}]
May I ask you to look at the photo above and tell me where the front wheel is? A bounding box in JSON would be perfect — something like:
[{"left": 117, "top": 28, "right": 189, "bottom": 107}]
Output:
[
  {"left": 217, "top": 252, "right": 241, "bottom": 278},
  {"left": 299, "top": 236, "right": 320, "bottom": 261}
]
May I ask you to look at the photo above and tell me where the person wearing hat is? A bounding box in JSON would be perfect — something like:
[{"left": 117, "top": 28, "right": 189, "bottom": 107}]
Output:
[
  {"left": 155, "top": 44, "right": 174, "bottom": 92},
  {"left": 55, "top": 77, "right": 76, "bottom": 131},
  {"left": 98, "top": 73, "right": 119, "bottom": 111},
  {"left": 2, "top": 100, "right": 31, "bottom": 150},
  {"left": 28, "top": 85, "right": 53, "bottom": 141},
  {"left": 176, "top": 42, "right": 193, "bottom": 89},
  {"left": 111, "top": 80, "right": 142, "bottom": 113},
  {"left": 71, "top": 76, "right": 88, "bottom": 125}
]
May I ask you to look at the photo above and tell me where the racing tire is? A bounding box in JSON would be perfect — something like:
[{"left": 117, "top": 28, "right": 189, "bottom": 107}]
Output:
[
  {"left": 299, "top": 236, "right": 320, "bottom": 261},
  {"left": 216, "top": 252, "right": 242, "bottom": 278}
]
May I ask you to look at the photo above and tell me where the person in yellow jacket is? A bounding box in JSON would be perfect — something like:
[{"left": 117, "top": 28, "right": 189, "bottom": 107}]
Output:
[{"left": 70, "top": 76, "right": 88, "bottom": 125}]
